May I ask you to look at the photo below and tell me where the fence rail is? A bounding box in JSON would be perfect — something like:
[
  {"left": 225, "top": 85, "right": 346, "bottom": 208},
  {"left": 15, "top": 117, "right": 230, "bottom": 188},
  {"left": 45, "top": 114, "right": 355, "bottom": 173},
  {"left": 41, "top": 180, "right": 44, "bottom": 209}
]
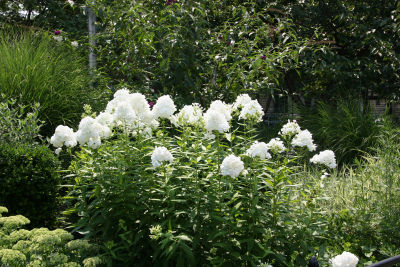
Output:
[{"left": 368, "top": 254, "right": 400, "bottom": 267}]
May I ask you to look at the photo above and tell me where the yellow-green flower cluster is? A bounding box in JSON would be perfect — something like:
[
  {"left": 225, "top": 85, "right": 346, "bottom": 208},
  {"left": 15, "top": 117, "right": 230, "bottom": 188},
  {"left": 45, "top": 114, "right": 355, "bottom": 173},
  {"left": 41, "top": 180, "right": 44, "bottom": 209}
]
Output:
[{"left": 0, "top": 207, "right": 103, "bottom": 266}]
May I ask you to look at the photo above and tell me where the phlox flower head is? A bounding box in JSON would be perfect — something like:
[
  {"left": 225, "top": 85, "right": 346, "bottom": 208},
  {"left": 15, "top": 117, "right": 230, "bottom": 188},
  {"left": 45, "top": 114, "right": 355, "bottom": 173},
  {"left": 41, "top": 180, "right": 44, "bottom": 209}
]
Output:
[
  {"left": 239, "top": 99, "right": 264, "bottom": 122},
  {"left": 76, "top": 117, "right": 111, "bottom": 149},
  {"left": 71, "top": 41, "right": 78, "bottom": 48},
  {"left": 232, "top": 94, "right": 252, "bottom": 110},
  {"left": 204, "top": 109, "right": 230, "bottom": 133},
  {"left": 266, "top": 138, "right": 286, "bottom": 154},
  {"left": 246, "top": 141, "right": 271, "bottom": 160},
  {"left": 279, "top": 120, "right": 301, "bottom": 137},
  {"left": 96, "top": 112, "right": 115, "bottom": 128},
  {"left": 113, "top": 88, "right": 131, "bottom": 100},
  {"left": 128, "top": 93, "right": 151, "bottom": 115},
  {"left": 114, "top": 101, "right": 137, "bottom": 124},
  {"left": 208, "top": 100, "right": 232, "bottom": 121},
  {"left": 171, "top": 103, "right": 203, "bottom": 127},
  {"left": 220, "top": 155, "right": 245, "bottom": 178},
  {"left": 151, "top": 146, "right": 174, "bottom": 168},
  {"left": 291, "top": 129, "right": 317, "bottom": 151},
  {"left": 50, "top": 125, "right": 77, "bottom": 148},
  {"left": 153, "top": 95, "right": 176, "bottom": 119},
  {"left": 310, "top": 150, "right": 337, "bottom": 169},
  {"left": 330, "top": 251, "right": 358, "bottom": 267}
]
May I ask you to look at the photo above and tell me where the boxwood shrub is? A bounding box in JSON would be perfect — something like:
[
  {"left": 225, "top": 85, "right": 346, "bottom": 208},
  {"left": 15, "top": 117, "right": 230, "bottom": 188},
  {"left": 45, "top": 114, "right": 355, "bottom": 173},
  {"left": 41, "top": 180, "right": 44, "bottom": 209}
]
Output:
[{"left": 0, "top": 143, "right": 61, "bottom": 228}]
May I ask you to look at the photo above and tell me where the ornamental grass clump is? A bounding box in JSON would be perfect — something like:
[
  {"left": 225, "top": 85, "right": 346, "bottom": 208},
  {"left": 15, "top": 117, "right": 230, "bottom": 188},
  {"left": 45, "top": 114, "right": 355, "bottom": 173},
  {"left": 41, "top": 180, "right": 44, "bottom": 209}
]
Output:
[{"left": 57, "top": 90, "right": 337, "bottom": 266}]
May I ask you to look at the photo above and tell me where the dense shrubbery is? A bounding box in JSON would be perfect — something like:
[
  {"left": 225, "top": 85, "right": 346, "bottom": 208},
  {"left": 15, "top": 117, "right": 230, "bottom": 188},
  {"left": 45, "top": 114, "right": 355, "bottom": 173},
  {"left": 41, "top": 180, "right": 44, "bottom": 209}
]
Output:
[
  {"left": 0, "top": 142, "right": 60, "bottom": 229},
  {"left": 0, "top": 98, "right": 61, "bottom": 228},
  {"left": 0, "top": 206, "right": 103, "bottom": 266}
]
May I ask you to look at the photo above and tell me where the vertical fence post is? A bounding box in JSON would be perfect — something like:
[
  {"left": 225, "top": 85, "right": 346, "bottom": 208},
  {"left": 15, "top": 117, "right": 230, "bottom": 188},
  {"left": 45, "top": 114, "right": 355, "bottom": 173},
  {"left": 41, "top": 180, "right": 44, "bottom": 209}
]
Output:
[{"left": 88, "top": 2, "right": 96, "bottom": 81}]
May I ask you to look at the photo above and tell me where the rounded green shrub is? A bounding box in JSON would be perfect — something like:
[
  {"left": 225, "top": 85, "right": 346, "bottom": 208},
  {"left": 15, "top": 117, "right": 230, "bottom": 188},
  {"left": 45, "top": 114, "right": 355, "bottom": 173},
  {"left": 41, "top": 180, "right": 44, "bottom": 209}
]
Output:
[{"left": 0, "top": 143, "right": 61, "bottom": 228}]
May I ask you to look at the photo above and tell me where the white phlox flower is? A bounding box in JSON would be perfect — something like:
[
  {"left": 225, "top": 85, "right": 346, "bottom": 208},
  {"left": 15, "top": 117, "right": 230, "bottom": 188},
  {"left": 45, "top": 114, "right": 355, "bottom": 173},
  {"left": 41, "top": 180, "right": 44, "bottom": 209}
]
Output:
[
  {"left": 266, "top": 138, "right": 286, "bottom": 153},
  {"left": 54, "top": 148, "right": 62, "bottom": 155},
  {"left": 208, "top": 100, "right": 232, "bottom": 121},
  {"left": 53, "top": 36, "right": 63, "bottom": 43},
  {"left": 246, "top": 141, "right": 271, "bottom": 159},
  {"left": 104, "top": 90, "right": 158, "bottom": 136},
  {"left": 151, "top": 146, "right": 174, "bottom": 168},
  {"left": 171, "top": 103, "right": 203, "bottom": 127},
  {"left": 128, "top": 93, "right": 151, "bottom": 115},
  {"left": 310, "top": 150, "right": 337, "bottom": 169},
  {"left": 76, "top": 117, "right": 111, "bottom": 149},
  {"left": 330, "top": 251, "right": 359, "bottom": 267},
  {"left": 220, "top": 155, "right": 245, "bottom": 178},
  {"left": 153, "top": 95, "right": 176, "bottom": 119},
  {"left": 114, "top": 101, "right": 137, "bottom": 125},
  {"left": 113, "top": 88, "right": 131, "bottom": 100},
  {"left": 291, "top": 129, "right": 317, "bottom": 151},
  {"left": 50, "top": 125, "right": 77, "bottom": 148},
  {"left": 232, "top": 94, "right": 252, "bottom": 110},
  {"left": 96, "top": 112, "right": 115, "bottom": 128},
  {"left": 279, "top": 120, "right": 301, "bottom": 137},
  {"left": 203, "top": 109, "right": 230, "bottom": 133},
  {"left": 239, "top": 99, "right": 265, "bottom": 122}
]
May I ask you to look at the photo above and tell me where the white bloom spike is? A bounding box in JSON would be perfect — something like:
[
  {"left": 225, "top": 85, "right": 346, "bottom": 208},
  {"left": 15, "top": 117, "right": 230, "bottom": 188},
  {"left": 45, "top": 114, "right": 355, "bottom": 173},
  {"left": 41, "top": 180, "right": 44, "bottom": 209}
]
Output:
[
  {"left": 310, "top": 150, "right": 337, "bottom": 169},
  {"left": 246, "top": 141, "right": 271, "bottom": 159},
  {"left": 50, "top": 125, "right": 77, "bottom": 148},
  {"left": 153, "top": 95, "right": 176, "bottom": 119},
  {"left": 220, "top": 155, "right": 244, "bottom": 178},
  {"left": 151, "top": 147, "right": 174, "bottom": 168},
  {"left": 331, "top": 251, "right": 358, "bottom": 267},
  {"left": 291, "top": 129, "right": 317, "bottom": 151},
  {"left": 279, "top": 120, "right": 301, "bottom": 137}
]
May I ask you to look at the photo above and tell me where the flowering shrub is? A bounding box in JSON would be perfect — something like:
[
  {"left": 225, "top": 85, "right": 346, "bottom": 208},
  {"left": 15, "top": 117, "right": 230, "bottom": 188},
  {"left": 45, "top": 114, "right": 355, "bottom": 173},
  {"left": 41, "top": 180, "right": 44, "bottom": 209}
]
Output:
[
  {"left": 0, "top": 206, "right": 102, "bottom": 266},
  {"left": 56, "top": 90, "right": 336, "bottom": 265}
]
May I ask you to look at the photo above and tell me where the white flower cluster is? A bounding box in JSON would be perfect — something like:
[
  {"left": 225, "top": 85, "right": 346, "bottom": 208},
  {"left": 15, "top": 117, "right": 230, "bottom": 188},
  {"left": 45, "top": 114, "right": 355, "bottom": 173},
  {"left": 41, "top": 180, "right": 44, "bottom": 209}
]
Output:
[
  {"left": 50, "top": 125, "right": 77, "bottom": 148},
  {"left": 204, "top": 110, "right": 230, "bottom": 133},
  {"left": 266, "top": 138, "right": 286, "bottom": 154},
  {"left": 239, "top": 100, "right": 265, "bottom": 122},
  {"left": 51, "top": 89, "right": 173, "bottom": 150},
  {"left": 151, "top": 147, "right": 174, "bottom": 168},
  {"left": 279, "top": 120, "right": 301, "bottom": 137},
  {"left": 105, "top": 90, "right": 158, "bottom": 133},
  {"left": 232, "top": 94, "right": 252, "bottom": 110},
  {"left": 203, "top": 100, "right": 231, "bottom": 134},
  {"left": 76, "top": 117, "right": 111, "bottom": 149},
  {"left": 310, "top": 150, "right": 337, "bottom": 169},
  {"left": 220, "top": 155, "right": 244, "bottom": 178},
  {"left": 152, "top": 95, "right": 176, "bottom": 119},
  {"left": 171, "top": 103, "right": 203, "bottom": 127},
  {"left": 209, "top": 100, "right": 232, "bottom": 121},
  {"left": 246, "top": 141, "right": 271, "bottom": 160},
  {"left": 291, "top": 129, "right": 317, "bottom": 151},
  {"left": 331, "top": 251, "right": 358, "bottom": 267}
]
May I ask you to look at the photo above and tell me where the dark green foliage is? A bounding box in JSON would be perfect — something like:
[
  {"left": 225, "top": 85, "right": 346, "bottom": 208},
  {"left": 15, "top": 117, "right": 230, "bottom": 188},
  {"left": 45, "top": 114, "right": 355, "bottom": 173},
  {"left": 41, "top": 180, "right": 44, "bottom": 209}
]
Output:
[
  {"left": 92, "top": 0, "right": 307, "bottom": 105},
  {"left": 0, "top": 143, "right": 61, "bottom": 229},
  {"left": 299, "top": 100, "right": 381, "bottom": 165}
]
